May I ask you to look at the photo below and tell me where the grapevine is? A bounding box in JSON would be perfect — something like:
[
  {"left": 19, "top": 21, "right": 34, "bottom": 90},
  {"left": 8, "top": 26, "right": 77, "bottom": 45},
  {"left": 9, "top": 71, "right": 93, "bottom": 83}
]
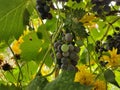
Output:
[{"left": 0, "top": 0, "right": 120, "bottom": 90}]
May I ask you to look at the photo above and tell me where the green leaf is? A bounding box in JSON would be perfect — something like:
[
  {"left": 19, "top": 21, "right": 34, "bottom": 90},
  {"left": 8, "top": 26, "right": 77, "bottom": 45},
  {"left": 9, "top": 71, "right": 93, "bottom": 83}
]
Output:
[
  {"left": 27, "top": 75, "right": 48, "bottom": 90},
  {"left": 20, "top": 32, "right": 43, "bottom": 62},
  {"left": 44, "top": 71, "right": 91, "bottom": 90},
  {"left": 73, "top": 22, "right": 88, "bottom": 38},
  {"left": 0, "top": 0, "right": 30, "bottom": 42},
  {"left": 0, "top": 84, "right": 19, "bottom": 90},
  {"left": 45, "top": 18, "right": 57, "bottom": 32},
  {"left": 21, "top": 61, "right": 38, "bottom": 84},
  {"left": 104, "top": 69, "right": 120, "bottom": 88},
  {"left": 37, "top": 24, "right": 53, "bottom": 67},
  {"left": 37, "top": 24, "right": 50, "bottom": 46}
]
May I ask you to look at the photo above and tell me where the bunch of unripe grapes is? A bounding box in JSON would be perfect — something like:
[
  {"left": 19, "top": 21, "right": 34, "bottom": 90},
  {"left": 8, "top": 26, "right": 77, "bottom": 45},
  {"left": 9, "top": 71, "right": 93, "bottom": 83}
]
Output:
[
  {"left": 36, "top": 0, "right": 52, "bottom": 19},
  {"left": 91, "top": 0, "right": 111, "bottom": 15},
  {"left": 53, "top": 32, "right": 80, "bottom": 71}
]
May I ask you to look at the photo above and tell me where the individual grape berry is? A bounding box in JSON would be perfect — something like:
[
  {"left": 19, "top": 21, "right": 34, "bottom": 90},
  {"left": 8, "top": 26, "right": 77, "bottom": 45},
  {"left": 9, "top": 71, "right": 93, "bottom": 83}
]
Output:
[
  {"left": 74, "top": 46, "right": 80, "bottom": 53},
  {"left": 57, "top": 45, "right": 62, "bottom": 52},
  {"left": 69, "top": 51, "right": 78, "bottom": 60},
  {"left": 61, "top": 57, "right": 69, "bottom": 64},
  {"left": 65, "top": 33, "right": 73, "bottom": 42},
  {"left": 67, "top": 64, "right": 75, "bottom": 71},
  {"left": 56, "top": 52, "right": 62, "bottom": 59},
  {"left": 68, "top": 44, "right": 74, "bottom": 51},
  {"left": 54, "top": 41, "right": 61, "bottom": 49},
  {"left": 61, "top": 64, "right": 68, "bottom": 70},
  {"left": 62, "top": 52, "right": 69, "bottom": 57},
  {"left": 61, "top": 44, "right": 69, "bottom": 52},
  {"left": 73, "top": 55, "right": 79, "bottom": 61},
  {"left": 71, "top": 60, "right": 77, "bottom": 66}
]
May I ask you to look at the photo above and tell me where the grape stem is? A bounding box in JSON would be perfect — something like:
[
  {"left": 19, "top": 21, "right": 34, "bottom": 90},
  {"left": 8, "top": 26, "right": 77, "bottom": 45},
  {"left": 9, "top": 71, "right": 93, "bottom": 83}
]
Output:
[
  {"left": 36, "top": 23, "right": 63, "bottom": 76},
  {"left": 101, "top": 17, "right": 120, "bottom": 41},
  {"left": 6, "top": 42, "right": 23, "bottom": 89}
]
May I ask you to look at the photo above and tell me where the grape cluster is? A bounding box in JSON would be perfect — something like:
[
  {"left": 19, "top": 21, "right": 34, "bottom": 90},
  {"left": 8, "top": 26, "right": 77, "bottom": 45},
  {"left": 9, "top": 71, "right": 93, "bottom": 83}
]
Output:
[
  {"left": 91, "top": 0, "right": 111, "bottom": 15},
  {"left": 105, "top": 32, "right": 120, "bottom": 54},
  {"left": 36, "top": 0, "right": 52, "bottom": 19},
  {"left": 95, "top": 30, "right": 120, "bottom": 55},
  {"left": 53, "top": 32, "right": 80, "bottom": 71}
]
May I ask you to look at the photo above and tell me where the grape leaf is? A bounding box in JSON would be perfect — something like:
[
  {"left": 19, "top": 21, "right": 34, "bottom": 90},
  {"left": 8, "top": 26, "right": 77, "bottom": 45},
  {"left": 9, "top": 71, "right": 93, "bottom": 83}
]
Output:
[
  {"left": 20, "top": 32, "right": 43, "bottom": 62},
  {"left": 43, "top": 71, "right": 91, "bottom": 90},
  {"left": 27, "top": 75, "right": 48, "bottom": 90},
  {"left": 104, "top": 69, "right": 120, "bottom": 88},
  {"left": 37, "top": 24, "right": 53, "bottom": 67},
  {"left": 0, "top": 0, "right": 32, "bottom": 42},
  {"left": 0, "top": 84, "right": 19, "bottom": 90}
]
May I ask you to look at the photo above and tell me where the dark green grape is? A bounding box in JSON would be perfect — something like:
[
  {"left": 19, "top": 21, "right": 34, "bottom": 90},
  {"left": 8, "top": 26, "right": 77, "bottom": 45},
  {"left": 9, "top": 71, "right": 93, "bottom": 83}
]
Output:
[
  {"left": 57, "top": 45, "right": 62, "bottom": 52},
  {"left": 54, "top": 41, "right": 61, "bottom": 49},
  {"left": 71, "top": 60, "right": 77, "bottom": 66},
  {"left": 74, "top": 46, "right": 80, "bottom": 53},
  {"left": 67, "top": 64, "right": 75, "bottom": 71},
  {"left": 68, "top": 44, "right": 74, "bottom": 51},
  {"left": 61, "top": 57, "right": 69, "bottom": 64},
  {"left": 61, "top": 64, "right": 68, "bottom": 70},
  {"left": 69, "top": 52, "right": 78, "bottom": 60},
  {"left": 56, "top": 52, "right": 62, "bottom": 59},
  {"left": 65, "top": 33, "right": 73, "bottom": 42},
  {"left": 74, "top": 55, "right": 79, "bottom": 61},
  {"left": 62, "top": 52, "right": 69, "bottom": 57}
]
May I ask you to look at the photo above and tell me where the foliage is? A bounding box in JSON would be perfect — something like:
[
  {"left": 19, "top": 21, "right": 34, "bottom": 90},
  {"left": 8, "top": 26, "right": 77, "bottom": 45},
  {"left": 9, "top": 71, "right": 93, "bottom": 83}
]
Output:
[{"left": 0, "top": 0, "right": 120, "bottom": 90}]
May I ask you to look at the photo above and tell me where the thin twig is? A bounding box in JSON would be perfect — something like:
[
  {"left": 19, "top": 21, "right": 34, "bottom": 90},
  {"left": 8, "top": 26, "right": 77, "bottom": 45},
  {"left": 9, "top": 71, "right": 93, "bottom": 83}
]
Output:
[
  {"left": 6, "top": 42, "right": 23, "bottom": 88},
  {"left": 101, "top": 17, "right": 120, "bottom": 41}
]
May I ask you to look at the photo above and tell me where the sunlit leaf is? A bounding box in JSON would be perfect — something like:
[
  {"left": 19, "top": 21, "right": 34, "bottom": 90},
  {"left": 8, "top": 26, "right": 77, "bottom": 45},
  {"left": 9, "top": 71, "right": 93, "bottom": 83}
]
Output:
[{"left": 0, "top": 0, "right": 30, "bottom": 42}]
